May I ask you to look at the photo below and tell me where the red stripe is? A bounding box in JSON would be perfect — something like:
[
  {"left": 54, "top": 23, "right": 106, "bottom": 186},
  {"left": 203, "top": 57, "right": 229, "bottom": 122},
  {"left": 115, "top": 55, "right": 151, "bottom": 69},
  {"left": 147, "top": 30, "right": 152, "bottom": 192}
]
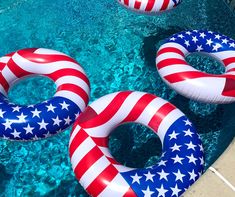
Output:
[
  {"left": 227, "top": 68, "right": 235, "bottom": 73},
  {"left": 46, "top": 68, "right": 90, "bottom": 87},
  {"left": 223, "top": 57, "right": 235, "bottom": 67},
  {"left": 157, "top": 47, "right": 185, "bottom": 57},
  {"left": 148, "top": 103, "right": 175, "bottom": 132},
  {"left": 123, "top": 187, "right": 137, "bottom": 197},
  {"left": 74, "top": 146, "right": 103, "bottom": 180},
  {"left": 91, "top": 137, "right": 108, "bottom": 147},
  {"left": 157, "top": 58, "right": 188, "bottom": 69},
  {"left": 57, "top": 83, "right": 89, "bottom": 104},
  {"left": 0, "top": 73, "right": 9, "bottom": 91},
  {"left": 134, "top": 0, "right": 141, "bottom": 9},
  {"left": 124, "top": 0, "right": 129, "bottom": 6},
  {"left": 106, "top": 156, "right": 120, "bottom": 165},
  {"left": 76, "top": 106, "right": 98, "bottom": 124},
  {"left": 7, "top": 58, "right": 32, "bottom": 78},
  {"left": 86, "top": 165, "right": 118, "bottom": 196},
  {"left": 69, "top": 128, "right": 89, "bottom": 157},
  {"left": 160, "top": 0, "right": 170, "bottom": 11},
  {"left": 81, "top": 91, "right": 132, "bottom": 128},
  {"left": 0, "top": 63, "right": 6, "bottom": 70},
  {"left": 122, "top": 94, "right": 156, "bottom": 123},
  {"left": 17, "top": 48, "right": 78, "bottom": 64},
  {"left": 145, "top": 0, "right": 155, "bottom": 11}
]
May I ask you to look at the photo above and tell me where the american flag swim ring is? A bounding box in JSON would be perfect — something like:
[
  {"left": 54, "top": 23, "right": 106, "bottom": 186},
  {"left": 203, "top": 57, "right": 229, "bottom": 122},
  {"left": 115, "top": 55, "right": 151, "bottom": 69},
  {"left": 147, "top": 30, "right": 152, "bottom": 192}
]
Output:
[
  {"left": 156, "top": 30, "right": 235, "bottom": 104},
  {"left": 0, "top": 48, "right": 90, "bottom": 141},
  {"left": 118, "top": 0, "right": 181, "bottom": 14},
  {"left": 69, "top": 91, "right": 204, "bottom": 197}
]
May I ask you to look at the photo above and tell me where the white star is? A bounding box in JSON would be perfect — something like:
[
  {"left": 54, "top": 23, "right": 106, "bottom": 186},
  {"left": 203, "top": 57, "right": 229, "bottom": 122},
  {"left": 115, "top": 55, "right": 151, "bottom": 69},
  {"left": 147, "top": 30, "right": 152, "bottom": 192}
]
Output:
[
  {"left": 11, "top": 129, "right": 21, "bottom": 138},
  {"left": 3, "top": 119, "right": 13, "bottom": 130},
  {"left": 199, "top": 157, "right": 204, "bottom": 165},
  {"left": 60, "top": 101, "right": 70, "bottom": 110},
  {"left": 156, "top": 184, "right": 168, "bottom": 197},
  {"left": 2, "top": 135, "right": 9, "bottom": 140},
  {"left": 142, "top": 186, "right": 154, "bottom": 197},
  {"left": 170, "top": 37, "right": 176, "bottom": 41},
  {"left": 206, "top": 39, "right": 213, "bottom": 46},
  {"left": 12, "top": 106, "right": 21, "bottom": 112},
  {"left": 44, "top": 131, "right": 51, "bottom": 138},
  {"left": 208, "top": 31, "right": 213, "bottom": 34},
  {"left": 170, "top": 184, "right": 181, "bottom": 196},
  {"left": 75, "top": 112, "right": 80, "bottom": 119},
  {"left": 222, "top": 38, "right": 229, "bottom": 44},
  {"left": 196, "top": 45, "right": 203, "bottom": 52},
  {"left": 199, "top": 32, "right": 206, "bottom": 38},
  {"left": 178, "top": 34, "right": 184, "bottom": 39},
  {"left": 189, "top": 169, "right": 197, "bottom": 181},
  {"left": 229, "top": 42, "right": 235, "bottom": 48},
  {"left": 31, "top": 108, "right": 41, "bottom": 118},
  {"left": 172, "top": 155, "right": 184, "bottom": 164},
  {"left": 64, "top": 116, "right": 72, "bottom": 125},
  {"left": 170, "top": 143, "right": 182, "bottom": 152},
  {"left": 173, "top": 170, "right": 185, "bottom": 182},
  {"left": 23, "top": 124, "right": 34, "bottom": 134},
  {"left": 0, "top": 109, "right": 6, "bottom": 118},
  {"left": 158, "top": 160, "right": 167, "bottom": 166},
  {"left": 183, "top": 119, "right": 192, "bottom": 126},
  {"left": 17, "top": 113, "right": 27, "bottom": 122},
  {"left": 185, "top": 141, "right": 197, "bottom": 151},
  {"left": 185, "top": 31, "right": 192, "bottom": 35},
  {"left": 199, "top": 144, "right": 204, "bottom": 152},
  {"left": 192, "top": 36, "right": 198, "bottom": 43},
  {"left": 52, "top": 116, "right": 62, "bottom": 126},
  {"left": 169, "top": 131, "right": 179, "bottom": 140},
  {"left": 131, "top": 173, "right": 142, "bottom": 184},
  {"left": 158, "top": 169, "right": 169, "bottom": 181},
  {"left": 38, "top": 119, "right": 48, "bottom": 130},
  {"left": 183, "top": 129, "right": 193, "bottom": 137},
  {"left": 215, "top": 34, "right": 221, "bottom": 39},
  {"left": 187, "top": 153, "right": 198, "bottom": 165},
  {"left": 33, "top": 135, "right": 39, "bottom": 140},
  {"left": 212, "top": 43, "right": 222, "bottom": 51},
  {"left": 184, "top": 40, "right": 190, "bottom": 47},
  {"left": 46, "top": 104, "right": 56, "bottom": 113},
  {"left": 193, "top": 30, "right": 199, "bottom": 32},
  {"left": 144, "top": 171, "right": 155, "bottom": 182}
]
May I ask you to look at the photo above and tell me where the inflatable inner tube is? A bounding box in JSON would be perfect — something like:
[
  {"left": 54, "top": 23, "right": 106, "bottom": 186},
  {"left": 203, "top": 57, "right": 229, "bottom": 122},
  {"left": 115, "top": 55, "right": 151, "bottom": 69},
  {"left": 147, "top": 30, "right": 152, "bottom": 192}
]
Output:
[
  {"left": 69, "top": 91, "right": 204, "bottom": 197},
  {"left": 156, "top": 30, "right": 235, "bottom": 104},
  {"left": 0, "top": 48, "right": 90, "bottom": 141}
]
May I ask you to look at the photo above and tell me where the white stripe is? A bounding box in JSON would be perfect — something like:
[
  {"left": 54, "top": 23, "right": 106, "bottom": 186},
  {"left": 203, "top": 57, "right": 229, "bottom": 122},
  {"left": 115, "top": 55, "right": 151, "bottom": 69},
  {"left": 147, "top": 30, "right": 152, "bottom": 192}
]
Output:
[
  {"left": 158, "top": 42, "right": 188, "bottom": 55},
  {"left": 152, "top": 0, "right": 164, "bottom": 11},
  {"left": 139, "top": 0, "right": 149, "bottom": 11},
  {"left": 157, "top": 52, "right": 185, "bottom": 62},
  {"left": 85, "top": 92, "right": 146, "bottom": 137},
  {"left": 91, "top": 92, "right": 119, "bottom": 114},
  {"left": 98, "top": 174, "right": 130, "bottom": 197},
  {"left": 55, "top": 90, "right": 86, "bottom": 110},
  {"left": 209, "top": 166, "right": 235, "bottom": 192},
  {"left": 225, "top": 63, "right": 235, "bottom": 72},
  {"left": 12, "top": 53, "right": 85, "bottom": 74},
  {"left": 1, "top": 66, "right": 18, "bottom": 86},
  {"left": 113, "top": 164, "right": 135, "bottom": 172},
  {"left": 158, "top": 64, "right": 198, "bottom": 77},
  {"left": 167, "top": 0, "right": 175, "bottom": 9},
  {"left": 69, "top": 125, "right": 81, "bottom": 146},
  {"left": 71, "top": 137, "right": 95, "bottom": 170},
  {"left": 80, "top": 156, "right": 110, "bottom": 189},
  {"left": 35, "top": 48, "right": 68, "bottom": 55},
  {"left": 128, "top": 0, "right": 135, "bottom": 8},
  {"left": 157, "top": 109, "right": 184, "bottom": 143},
  {"left": 210, "top": 51, "right": 235, "bottom": 60},
  {"left": 0, "top": 56, "right": 11, "bottom": 63},
  {"left": 99, "top": 146, "right": 113, "bottom": 158},
  {"left": 55, "top": 76, "right": 89, "bottom": 93},
  {"left": 135, "top": 97, "right": 168, "bottom": 126}
]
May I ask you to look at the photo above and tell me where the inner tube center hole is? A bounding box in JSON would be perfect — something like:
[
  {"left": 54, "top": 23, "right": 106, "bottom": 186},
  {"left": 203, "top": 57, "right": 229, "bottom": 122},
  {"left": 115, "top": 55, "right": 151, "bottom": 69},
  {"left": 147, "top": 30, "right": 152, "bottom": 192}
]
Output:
[
  {"left": 109, "top": 123, "right": 162, "bottom": 168},
  {"left": 8, "top": 75, "right": 56, "bottom": 106}
]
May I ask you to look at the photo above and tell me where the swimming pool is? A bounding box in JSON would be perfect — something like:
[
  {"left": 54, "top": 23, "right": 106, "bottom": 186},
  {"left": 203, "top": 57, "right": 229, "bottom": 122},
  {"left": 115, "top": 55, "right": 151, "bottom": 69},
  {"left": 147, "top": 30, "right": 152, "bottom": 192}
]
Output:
[{"left": 0, "top": 0, "right": 235, "bottom": 196}]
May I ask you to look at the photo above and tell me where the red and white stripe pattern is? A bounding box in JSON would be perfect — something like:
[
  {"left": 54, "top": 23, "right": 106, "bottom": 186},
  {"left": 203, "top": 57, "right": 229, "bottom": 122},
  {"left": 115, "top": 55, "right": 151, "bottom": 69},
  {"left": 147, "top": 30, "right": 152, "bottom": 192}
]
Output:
[
  {"left": 69, "top": 91, "right": 185, "bottom": 196},
  {"left": 156, "top": 30, "right": 235, "bottom": 104},
  {"left": 0, "top": 48, "right": 90, "bottom": 110},
  {"left": 118, "top": 0, "right": 181, "bottom": 13}
]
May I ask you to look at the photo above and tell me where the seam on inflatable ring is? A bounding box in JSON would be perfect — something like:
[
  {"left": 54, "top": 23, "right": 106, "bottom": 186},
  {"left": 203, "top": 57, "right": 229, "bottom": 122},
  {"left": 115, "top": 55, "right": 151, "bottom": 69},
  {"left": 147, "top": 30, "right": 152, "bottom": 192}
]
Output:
[{"left": 209, "top": 166, "right": 235, "bottom": 192}]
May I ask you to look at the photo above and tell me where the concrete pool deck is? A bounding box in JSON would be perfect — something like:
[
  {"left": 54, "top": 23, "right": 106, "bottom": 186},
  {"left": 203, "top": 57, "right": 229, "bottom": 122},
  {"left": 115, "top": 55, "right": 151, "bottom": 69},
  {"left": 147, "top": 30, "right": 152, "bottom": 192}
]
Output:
[{"left": 183, "top": 138, "right": 235, "bottom": 197}]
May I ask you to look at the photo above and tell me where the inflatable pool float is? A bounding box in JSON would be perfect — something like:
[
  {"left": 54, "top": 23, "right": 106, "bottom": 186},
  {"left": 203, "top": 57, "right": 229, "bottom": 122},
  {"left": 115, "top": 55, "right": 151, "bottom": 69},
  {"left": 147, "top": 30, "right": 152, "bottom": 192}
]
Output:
[
  {"left": 0, "top": 48, "right": 90, "bottom": 141},
  {"left": 69, "top": 91, "right": 204, "bottom": 197}
]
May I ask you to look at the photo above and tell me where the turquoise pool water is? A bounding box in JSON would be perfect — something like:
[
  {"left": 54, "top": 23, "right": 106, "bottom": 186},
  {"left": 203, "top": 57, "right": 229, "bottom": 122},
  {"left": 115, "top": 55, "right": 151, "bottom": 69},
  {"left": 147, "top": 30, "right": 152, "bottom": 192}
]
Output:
[{"left": 0, "top": 0, "right": 235, "bottom": 196}]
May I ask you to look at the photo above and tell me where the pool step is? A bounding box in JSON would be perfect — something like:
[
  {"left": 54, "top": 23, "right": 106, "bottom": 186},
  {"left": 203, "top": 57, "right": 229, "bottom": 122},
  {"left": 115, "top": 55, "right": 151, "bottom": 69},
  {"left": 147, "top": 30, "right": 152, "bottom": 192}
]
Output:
[{"left": 183, "top": 138, "right": 235, "bottom": 197}]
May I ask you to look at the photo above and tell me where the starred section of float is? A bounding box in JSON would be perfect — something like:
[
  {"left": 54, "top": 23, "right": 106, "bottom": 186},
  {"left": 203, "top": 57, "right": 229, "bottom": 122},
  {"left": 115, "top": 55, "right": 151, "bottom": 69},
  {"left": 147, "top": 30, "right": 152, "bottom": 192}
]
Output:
[
  {"left": 0, "top": 94, "right": 80, "bottom": 140},
  {"left": 168, "top": 30, "right": 235, "bottom": 53},
  {"left": 120, "top": 116, "right": 204, "bottom": 197}
]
